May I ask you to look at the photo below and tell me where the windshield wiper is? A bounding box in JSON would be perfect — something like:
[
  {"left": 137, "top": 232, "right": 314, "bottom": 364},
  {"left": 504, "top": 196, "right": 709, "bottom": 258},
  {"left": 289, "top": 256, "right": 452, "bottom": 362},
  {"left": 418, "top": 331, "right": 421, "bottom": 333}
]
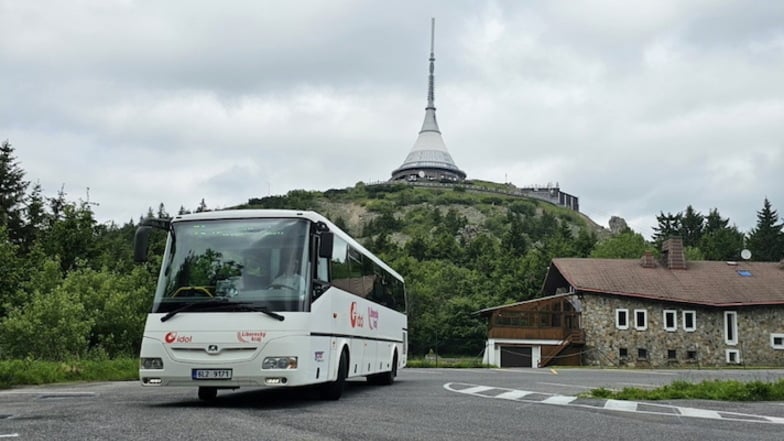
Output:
[
  {"left": 160, "top": 299, "right": 285, "bottom": 322},
  {"left": 160, "top": 298, "right": 230, "bottom": 322},
  {"left": 226, "top": 302, "right": 285, "bottom": 322}
]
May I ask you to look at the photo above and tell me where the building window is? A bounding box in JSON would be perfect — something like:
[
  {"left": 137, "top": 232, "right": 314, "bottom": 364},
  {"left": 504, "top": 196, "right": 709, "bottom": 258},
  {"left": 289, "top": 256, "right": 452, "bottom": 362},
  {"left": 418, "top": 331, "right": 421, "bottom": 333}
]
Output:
[
  {"left": 634, "top": 309, "right": 647, "bottom": 331},
  {"left": 667, "top": 349, "right": 677, "bottom": 360},
  {"left": 616, "top": 309, "right": 629, "bottom": 330},
  {"left": 637, "top": 348, "right": 648, "bottom": 360},
  {"left": 682, "top": 310, "right": 696, "bottom": 332},
  {"left": 724, "top": 311, "right": 738, "bottom": 345},
  {"left": 686, "top": 350, "right": 698, "bottom": 361},
  {"left": 619, "top": 347, "right": 628, "bottom": 359},
  {"left": 663, "top": 310, "right": 677, "bottom": 331},
  {"left": 771, "top": 334, "right": 784, "bottom": 349},
  {"left": 725, "top": 349, "right": 740, "bottom": 364}
]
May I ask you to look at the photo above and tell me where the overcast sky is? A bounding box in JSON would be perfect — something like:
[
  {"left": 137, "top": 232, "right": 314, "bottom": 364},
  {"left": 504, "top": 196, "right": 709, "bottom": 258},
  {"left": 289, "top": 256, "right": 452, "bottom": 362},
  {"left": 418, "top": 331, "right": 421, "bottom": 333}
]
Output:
[{"left": 2, "top": 1, "right": 783, "bottom": 239}]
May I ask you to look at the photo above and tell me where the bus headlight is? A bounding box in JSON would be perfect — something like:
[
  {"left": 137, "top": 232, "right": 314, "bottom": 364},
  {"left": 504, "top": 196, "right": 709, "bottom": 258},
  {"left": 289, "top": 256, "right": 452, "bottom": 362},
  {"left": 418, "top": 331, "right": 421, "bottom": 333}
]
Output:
[
  {"left": 140, "top": 357, "right": 164, "bottom": 370},
  {"left": 262, "top": 357, "right": 298, "bottom": 369}
]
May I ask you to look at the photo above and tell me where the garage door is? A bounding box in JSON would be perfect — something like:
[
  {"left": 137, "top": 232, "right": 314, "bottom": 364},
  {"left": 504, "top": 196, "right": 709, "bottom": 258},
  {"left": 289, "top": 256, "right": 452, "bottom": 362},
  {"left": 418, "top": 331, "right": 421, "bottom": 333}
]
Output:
[{"left": 499, "top": 345, "right": 533, "bottom": 368}]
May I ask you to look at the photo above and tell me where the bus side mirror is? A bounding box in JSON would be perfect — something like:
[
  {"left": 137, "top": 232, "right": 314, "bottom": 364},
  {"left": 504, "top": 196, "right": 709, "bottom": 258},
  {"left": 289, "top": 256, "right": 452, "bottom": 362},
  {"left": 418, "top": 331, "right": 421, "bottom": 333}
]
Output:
[
  {"left": 319, "top": 232, "right": 333, "bottom": 258},
  {"left": 134, "top": 226, "right": 152, "bottom": 262}
]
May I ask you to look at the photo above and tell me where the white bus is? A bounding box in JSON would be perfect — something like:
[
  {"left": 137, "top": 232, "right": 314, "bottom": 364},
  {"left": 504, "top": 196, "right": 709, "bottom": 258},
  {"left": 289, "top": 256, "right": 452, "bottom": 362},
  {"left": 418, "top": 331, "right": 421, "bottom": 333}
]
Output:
[{"left": 134, "top": 209, "right": 407, "bottom": 401}]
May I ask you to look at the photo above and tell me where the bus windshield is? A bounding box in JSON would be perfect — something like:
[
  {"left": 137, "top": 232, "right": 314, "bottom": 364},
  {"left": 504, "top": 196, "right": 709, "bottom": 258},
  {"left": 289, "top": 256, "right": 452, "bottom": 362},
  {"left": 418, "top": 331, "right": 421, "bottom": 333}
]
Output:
[{"left": 152, "top": 217, "right": 310, "bottom": 313}]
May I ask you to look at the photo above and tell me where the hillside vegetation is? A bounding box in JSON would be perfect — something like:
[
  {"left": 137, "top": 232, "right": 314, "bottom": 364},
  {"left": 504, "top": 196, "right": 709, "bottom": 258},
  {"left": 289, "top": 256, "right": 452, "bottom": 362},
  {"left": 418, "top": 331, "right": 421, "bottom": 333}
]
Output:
[{"left": 240, "top": 181, "right": 602, "bottom": 356}]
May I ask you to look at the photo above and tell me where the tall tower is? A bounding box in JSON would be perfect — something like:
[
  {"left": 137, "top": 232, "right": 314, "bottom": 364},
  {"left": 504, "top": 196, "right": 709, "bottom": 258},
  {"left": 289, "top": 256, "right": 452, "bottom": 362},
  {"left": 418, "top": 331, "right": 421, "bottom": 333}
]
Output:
[{"left": 390, "top": 18, "right": 466, "bottom": 183}]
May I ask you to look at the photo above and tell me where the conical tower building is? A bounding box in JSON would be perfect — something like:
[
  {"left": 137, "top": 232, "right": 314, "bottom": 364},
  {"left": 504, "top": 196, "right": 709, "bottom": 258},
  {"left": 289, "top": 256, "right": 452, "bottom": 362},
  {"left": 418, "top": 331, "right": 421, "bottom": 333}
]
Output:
[{"left": 391, "top": 18, "right": 466, "bottom": 183}]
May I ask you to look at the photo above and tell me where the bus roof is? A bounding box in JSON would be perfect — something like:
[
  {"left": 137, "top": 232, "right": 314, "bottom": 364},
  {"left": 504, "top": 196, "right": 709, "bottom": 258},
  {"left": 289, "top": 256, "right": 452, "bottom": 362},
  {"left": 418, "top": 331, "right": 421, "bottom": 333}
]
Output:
[{"left": 170, "top": 209, "right": 404, "bottom": 283}]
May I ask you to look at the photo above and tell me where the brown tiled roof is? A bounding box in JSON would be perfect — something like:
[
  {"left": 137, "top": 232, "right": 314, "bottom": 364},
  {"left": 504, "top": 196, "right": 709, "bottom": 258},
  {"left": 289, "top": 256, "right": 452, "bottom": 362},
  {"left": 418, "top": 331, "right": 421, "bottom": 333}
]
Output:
[{"left": 549, "top": 258, "right": 784, "bottom": 307}]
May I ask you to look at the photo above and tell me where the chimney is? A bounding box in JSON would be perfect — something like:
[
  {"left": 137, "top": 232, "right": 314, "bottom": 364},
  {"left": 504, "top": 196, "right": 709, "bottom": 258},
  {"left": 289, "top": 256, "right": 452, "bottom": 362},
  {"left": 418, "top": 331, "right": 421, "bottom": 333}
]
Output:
[
  {"left": 661, "top": 237, "right": 687, "bottom": 270},
  {"left": 640, "top": 251, "right": 657, "bottom": 268}
]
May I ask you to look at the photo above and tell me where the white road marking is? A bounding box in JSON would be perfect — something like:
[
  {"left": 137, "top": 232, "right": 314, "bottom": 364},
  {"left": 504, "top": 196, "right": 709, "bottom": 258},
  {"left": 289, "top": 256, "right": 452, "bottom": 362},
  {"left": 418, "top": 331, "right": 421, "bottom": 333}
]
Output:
[
  {"left": 0, "top": 434, "right": 19, "bottom": 438},
  {"left": 495, "top": 390, "right": 533, "bottom": 400},
  {"left": 677, "top": 407, "right": 722, "bottom": 419},
  {"left": 604, "top": 399, "right": 638, "bottom": 412},
  {"left": 445, "top": 382, "right": 784, "bottom": 424},
  {"left": 458, "top": 386, "right": 495, "bottom": 394},
  {"left": 541, "top": 395, "right": 577, "bottom": 405}
]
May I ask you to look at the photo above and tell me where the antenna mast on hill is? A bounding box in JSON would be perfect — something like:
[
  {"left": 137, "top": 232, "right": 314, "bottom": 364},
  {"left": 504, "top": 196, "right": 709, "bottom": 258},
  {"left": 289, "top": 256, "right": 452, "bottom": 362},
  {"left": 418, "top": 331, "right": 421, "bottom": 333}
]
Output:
[
  {"left": 427, "top": 17, "right": 436, "bottom": 109},
  {"left": 85, "top": 187, "right": 100, "bottom": 208}
]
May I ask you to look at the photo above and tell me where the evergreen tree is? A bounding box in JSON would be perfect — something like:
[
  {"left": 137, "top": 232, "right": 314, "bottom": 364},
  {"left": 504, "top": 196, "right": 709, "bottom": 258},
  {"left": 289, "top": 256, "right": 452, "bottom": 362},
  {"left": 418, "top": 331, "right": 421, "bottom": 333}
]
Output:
[
  {"left": 652, "top": 211, "right": 682, "bottom": 248},
  {"left": 43, "top": 201, "right": 99, "bottom": 272},
  {"left": 704, "top": 208, "right": 730, "bottom": 233},
  {"left": 699, "top": 226, "right": 744, "bottom": 261},
  {"left": 503, "top": 211, "right": 528, "bottom": 257},
  {"left": 0, "top": 140, "right": 30, "bottom": 244},
  {"left": 680, "top": 205, "right": 704, "bottom": 248},
  {"left": 196, "top": 198, "right": 208, "bottom": 213},
  {"left": 573, "top": 228, "right": 598, "bottom": 257},
  {"left": 21, "top": 181, "right": 47, "bottom": 252},
  {"left": 157, "top": 202, "right": 170, "bottom": 219},
  {"left": 746, "top": 198, "right": 784, "bottom": 261},
  {"left": 49, "top": 185, "right": 67, "bottom": 224}
]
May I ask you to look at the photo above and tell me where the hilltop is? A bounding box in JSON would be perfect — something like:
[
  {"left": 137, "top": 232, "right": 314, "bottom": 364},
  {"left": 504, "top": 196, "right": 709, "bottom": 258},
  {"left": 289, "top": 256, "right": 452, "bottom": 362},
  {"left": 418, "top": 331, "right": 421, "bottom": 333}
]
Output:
[
  {"left": 240, "top": 180, "right": 609, "bottom": 244},
  {"left": 238, "top": 180, "right": 609, "bottom": 357}
]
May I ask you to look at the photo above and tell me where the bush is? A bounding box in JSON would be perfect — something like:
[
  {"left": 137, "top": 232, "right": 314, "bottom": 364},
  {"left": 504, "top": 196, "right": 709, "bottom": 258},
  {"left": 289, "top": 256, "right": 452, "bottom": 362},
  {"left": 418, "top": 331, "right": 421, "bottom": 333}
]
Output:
[{"left": 0, "top": 288, "right": 93, "bottom": 360}]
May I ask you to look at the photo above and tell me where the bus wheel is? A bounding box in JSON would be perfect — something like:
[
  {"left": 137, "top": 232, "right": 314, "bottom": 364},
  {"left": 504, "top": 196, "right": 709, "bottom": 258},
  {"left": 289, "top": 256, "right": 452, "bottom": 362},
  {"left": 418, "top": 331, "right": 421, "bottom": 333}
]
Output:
[
  {"left": 320, "top": 350, "right": 348, "bottom": 400},
  {"left": 198, "top": 386, "right": 218, "bottom": 401},
  {"left": 368, "top": 352, "right": 397, "bottom": 386}
]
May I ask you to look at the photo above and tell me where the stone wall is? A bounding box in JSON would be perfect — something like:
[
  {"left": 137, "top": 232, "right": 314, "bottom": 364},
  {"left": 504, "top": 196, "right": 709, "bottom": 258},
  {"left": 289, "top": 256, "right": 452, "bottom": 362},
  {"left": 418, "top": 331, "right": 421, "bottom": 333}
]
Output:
[{"left": 579, "top": 293, "right": 784, "bottom": 367}]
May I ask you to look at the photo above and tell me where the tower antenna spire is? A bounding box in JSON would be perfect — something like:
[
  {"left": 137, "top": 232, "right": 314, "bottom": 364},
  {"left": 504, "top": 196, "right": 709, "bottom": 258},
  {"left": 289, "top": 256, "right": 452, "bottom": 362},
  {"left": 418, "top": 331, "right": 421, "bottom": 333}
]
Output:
[
  {"left": 427, "top": 17, "right": 436, "bottom": 109},
  {"left": 390, "top": 17, "right": 466, "bottom": 183}
]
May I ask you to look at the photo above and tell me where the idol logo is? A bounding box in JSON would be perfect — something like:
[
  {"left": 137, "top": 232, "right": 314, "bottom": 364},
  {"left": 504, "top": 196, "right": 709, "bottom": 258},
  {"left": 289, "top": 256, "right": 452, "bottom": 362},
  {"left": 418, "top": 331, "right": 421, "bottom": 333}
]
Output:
[
  {"left": 164, "top": 332, "right": 192, "bottom": 344},
  {"left": 349, "top": 302, "right": 364, "bottom": 328},
  {"left": 367, "top": 307, "right": 379, "bottom": 330},
  {"left": 164, "top": 332, "right": 176, "bottom": 343}
]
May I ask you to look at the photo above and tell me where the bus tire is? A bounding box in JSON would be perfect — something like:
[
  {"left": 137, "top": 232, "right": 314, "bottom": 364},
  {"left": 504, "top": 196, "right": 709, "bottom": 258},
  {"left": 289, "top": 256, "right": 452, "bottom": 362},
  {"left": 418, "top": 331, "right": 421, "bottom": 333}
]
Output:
[
  {"left": 320, "top": 349, "right": 348, "bottom": 400},
  {"left": 198, "top": 386, "right": 218, "bottom": 401},
  {"left": 368, "top": 352, "right": 397, "bottom": 386}
]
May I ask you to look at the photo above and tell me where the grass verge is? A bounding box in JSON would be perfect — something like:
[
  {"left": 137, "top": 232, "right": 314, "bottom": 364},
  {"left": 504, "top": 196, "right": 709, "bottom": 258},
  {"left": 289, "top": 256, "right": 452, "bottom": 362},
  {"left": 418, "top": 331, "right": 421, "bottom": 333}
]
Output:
[
  {"left": 585, "top": 379, "right": 784, "bottom": 401},
  {"left": 0, "top": 358, "right": 138, "bottom": 389},
  {"left": 406, "top": 357, "right": 493, "bottom": 368}
]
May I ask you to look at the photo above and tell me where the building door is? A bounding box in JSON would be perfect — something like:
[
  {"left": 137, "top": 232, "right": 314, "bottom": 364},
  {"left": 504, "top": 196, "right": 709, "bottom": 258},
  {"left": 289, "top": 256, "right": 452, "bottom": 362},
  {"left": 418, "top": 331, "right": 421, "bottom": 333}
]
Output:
[{"left": 499, "top": 345, "right": 533, "bottom": 368}]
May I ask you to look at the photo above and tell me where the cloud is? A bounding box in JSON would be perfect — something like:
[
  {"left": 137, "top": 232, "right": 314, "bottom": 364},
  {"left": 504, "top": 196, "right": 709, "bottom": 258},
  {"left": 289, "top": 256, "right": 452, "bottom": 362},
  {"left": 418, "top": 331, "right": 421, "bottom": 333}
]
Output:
[{"left": 1, "top": 0, "right": 782, "bottom": 240}]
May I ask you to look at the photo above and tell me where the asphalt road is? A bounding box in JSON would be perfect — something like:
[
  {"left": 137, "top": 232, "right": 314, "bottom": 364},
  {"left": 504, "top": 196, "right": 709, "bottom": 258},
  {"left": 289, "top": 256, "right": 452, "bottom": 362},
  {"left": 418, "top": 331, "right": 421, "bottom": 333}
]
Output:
[{"left": 2, "top": 368, "right": 784, "bottom": 441}]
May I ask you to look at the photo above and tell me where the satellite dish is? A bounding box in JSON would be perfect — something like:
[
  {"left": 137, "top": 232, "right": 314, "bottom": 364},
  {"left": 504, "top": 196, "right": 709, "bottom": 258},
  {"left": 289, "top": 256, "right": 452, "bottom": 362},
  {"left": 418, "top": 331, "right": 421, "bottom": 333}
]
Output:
[
  {"left": 418, "top": 171, "right": 425, "bottom": 178},
  {"left": 741, "top": 249, "right": 752, "bottom": 260}
]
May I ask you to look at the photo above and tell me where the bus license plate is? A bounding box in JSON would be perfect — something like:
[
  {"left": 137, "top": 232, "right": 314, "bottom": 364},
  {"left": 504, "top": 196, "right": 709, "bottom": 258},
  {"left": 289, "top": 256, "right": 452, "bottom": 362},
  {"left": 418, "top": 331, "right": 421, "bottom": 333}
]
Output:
[{"left": 192, "top": 369, "right": 232, "bottom": 380}]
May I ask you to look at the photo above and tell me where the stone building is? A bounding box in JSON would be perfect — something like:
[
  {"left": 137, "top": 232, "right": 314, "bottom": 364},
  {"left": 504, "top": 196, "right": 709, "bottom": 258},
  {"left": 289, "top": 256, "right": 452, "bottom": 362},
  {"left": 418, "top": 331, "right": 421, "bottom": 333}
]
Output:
[{"left": 478, "top": 238, "right": 784, "bottom": 368}]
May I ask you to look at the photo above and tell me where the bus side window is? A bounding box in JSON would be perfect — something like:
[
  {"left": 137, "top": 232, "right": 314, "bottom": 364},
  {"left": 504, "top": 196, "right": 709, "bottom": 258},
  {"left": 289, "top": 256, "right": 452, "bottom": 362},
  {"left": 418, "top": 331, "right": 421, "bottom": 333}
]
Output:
[
  {"left": 331, "top": 237, "right": 352, "bottom": 293},
  {"left": 347, "top": 247, "right": 366, "bottom": 297},
  {"left": 316, "top": 256, "right": 329, "bottom": 283}
]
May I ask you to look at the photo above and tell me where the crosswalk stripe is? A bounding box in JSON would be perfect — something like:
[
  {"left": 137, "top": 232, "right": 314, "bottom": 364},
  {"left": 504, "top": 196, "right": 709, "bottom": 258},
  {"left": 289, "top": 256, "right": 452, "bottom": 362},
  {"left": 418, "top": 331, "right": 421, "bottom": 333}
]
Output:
[
  {"left": 541, "top": 395, "right": 577, "bottom": 405},
  {"left": 677, "top": 407, "right": 722, "bottom": 419},
  {"left": 459, "top": 386, "right": 496, "bottom": 395},
  {"left": 604, "top": 399, "right": 638, "bottom": 411},
  {"left": 495, "top": 390, "right": 533, "bottom": 400}
]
